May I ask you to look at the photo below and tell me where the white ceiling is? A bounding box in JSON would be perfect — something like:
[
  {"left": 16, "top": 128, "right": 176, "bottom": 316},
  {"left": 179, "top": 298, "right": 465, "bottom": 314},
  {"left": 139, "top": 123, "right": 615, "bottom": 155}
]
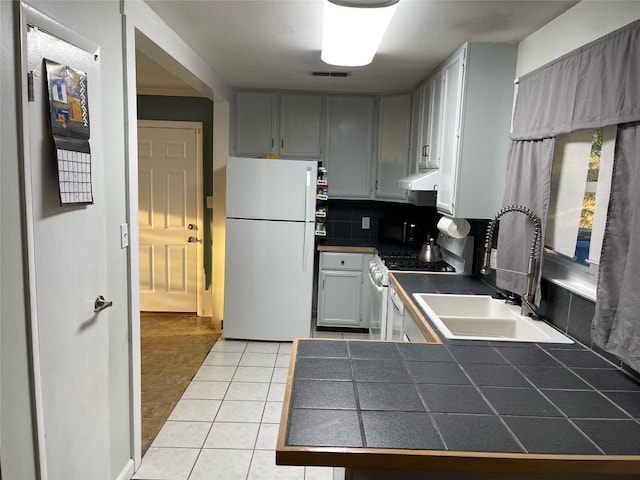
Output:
[{"left": 137, "top": 0, "right": 578, "bottom": 96}]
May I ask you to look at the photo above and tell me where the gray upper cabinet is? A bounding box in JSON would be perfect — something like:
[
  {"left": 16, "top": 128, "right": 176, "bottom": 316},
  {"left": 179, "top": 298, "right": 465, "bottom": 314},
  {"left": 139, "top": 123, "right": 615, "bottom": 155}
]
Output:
[
  {"left": 324, "top": 95, "right": 376, "bottom": 199},
  {"left": 233, "top": 90, "right": 278, "bottom": 157},
  {"left": 413, "top": 70, "right": 443, "bottom": 173},
  {"left": 279, "top": 93, "right": 324, "bottom": 158},
  {"left": 375, "top": 92, "right": 411, "bottom": 201},
  {"left": 435, "top": 42, "right": 518, "bottom": 219},
  {"left": 436, "top": 50, "right": 466, "bottom": 215},
  {"left": 232, "top": 90, "right": 323, "bottom": 159},
  {"left": 232, "top": 89, "right": 417, "bottom": 204}
]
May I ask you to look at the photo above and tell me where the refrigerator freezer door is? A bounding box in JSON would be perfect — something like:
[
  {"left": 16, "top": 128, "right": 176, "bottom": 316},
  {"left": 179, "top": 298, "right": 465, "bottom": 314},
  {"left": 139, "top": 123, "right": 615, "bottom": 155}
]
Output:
[
  {"left": 223, "top": 218, "right": 314, "bottom": 341},
  {"left": 227, "top": 156, "right": 317, "bottom": 222}
]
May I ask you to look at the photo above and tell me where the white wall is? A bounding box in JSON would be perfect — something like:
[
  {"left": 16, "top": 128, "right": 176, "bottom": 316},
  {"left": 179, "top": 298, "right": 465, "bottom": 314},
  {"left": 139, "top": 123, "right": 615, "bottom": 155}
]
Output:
[
  {"left": 516, "top": 1, "right": 640, "bottom": 77},
  {"left": 212, "top": 102, "right": 230, "bottom": 322},
  {"left": 1, "top": 1, "right": 132, "bottom": 478},
  {"left": 0, "top": 1, "right": 39, "bottom": 477}
]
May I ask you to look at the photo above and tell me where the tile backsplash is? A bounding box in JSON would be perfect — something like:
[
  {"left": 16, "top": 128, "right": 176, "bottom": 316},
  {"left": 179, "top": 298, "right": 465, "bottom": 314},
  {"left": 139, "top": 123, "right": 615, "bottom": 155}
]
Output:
[{"left": 322, "top": 200, "right": 441, "bottom": 246}]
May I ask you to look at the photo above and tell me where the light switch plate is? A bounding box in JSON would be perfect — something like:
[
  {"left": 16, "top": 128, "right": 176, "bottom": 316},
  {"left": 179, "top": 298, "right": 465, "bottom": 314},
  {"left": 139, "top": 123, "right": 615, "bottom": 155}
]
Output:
[
  {"left": 362, "top": 217, "right": 370, "bottom": 230},
  {"left": 120, "top": 223, "right": 129, "bottom": 249},
  {"left": 207, "top": 196, "right": 214, "bottom": 209}
]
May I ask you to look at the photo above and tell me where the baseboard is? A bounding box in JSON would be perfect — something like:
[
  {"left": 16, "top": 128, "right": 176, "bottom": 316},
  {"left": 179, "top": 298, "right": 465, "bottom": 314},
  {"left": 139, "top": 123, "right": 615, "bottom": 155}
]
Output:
[{"left": 116, "top": 458, "right": 135, "bottom": 480}]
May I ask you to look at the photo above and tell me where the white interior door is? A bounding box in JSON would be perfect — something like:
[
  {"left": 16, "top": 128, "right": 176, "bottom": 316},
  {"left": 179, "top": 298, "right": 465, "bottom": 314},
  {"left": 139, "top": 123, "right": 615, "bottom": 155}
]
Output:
[
  {"left": 138, "top": 122, "right": 202, "bottom": 313},
  {"left": 25, "top": 24, "right": 111, "bottom": 479}
]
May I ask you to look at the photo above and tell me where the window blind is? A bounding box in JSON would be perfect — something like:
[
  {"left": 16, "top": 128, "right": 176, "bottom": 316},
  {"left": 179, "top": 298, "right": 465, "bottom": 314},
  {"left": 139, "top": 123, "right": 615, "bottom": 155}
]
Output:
[
  {"left": 588, "top": 125, "right": 616, "bottom": 266},
  {"left": 545, "top": 129, "right": 592, "bottom": 259}
]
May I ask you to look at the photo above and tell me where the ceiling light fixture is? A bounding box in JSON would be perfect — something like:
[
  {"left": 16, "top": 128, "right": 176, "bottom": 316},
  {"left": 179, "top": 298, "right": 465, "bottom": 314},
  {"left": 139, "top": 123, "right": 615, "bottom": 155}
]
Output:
[{"left": 321, "top": 0, "right": 399, "bottom": 67}]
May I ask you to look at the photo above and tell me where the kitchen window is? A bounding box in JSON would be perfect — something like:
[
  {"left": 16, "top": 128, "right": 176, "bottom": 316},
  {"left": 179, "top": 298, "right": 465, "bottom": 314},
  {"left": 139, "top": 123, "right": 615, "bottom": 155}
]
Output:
[{"left": 543, "top": 125, "right": 616, "bottom": 300}]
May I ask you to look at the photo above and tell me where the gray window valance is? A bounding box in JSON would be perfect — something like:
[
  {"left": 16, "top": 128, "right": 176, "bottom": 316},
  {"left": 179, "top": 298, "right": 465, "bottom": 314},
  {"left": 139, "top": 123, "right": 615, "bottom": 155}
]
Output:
[
  {"left": 511, "top": 18, "right": 640, "bottom": 140},
  {"left": 497, "top": 19, "right": 640, "bottom": 372}
]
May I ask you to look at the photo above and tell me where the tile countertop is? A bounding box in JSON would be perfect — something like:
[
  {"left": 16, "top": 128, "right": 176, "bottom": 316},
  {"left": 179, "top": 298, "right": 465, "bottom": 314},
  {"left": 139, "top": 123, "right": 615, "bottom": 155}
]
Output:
[
  {"left": 317, "top": 244, "right": 378, "bottom": 254},
  {"left": 276, "top": 275, "right": 640, "bottom": 476}
]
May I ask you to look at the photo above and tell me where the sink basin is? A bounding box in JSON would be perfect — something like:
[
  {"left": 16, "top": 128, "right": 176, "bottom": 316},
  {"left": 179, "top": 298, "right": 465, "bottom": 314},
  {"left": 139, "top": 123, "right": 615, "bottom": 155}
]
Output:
[{"left": 412, "top": 294, "right": 573, "bottom": 343}]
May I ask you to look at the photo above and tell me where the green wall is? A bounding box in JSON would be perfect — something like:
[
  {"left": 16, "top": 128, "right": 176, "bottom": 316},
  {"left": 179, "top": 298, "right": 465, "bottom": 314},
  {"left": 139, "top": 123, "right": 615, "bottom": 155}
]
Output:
[{"left": 137, "top": 95, "right": 214, "bottom": 288}]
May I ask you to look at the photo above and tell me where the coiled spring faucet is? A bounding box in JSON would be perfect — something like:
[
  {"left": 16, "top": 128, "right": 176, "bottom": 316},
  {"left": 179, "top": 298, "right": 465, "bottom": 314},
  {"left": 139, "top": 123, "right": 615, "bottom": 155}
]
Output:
[{"left": 480, "top": 205, "right": 542, "bottom": 318}]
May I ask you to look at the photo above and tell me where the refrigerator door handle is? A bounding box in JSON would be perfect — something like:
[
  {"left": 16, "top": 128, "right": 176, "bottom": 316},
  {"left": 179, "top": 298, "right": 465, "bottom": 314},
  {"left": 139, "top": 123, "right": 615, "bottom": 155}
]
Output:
[
  {"left": 304, "top": 167, "right": 312, "bottom": 223},
  {"left": 302, "top": 225, "right": 308, "bottom": 272},
  {"left": 302, "top": 167, "right": 313, "bottom": 272}
]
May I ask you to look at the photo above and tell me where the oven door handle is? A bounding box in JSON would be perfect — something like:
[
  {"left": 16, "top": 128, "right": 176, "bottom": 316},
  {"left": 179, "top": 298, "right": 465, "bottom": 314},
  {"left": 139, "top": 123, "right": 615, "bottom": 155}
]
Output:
[{"left": 389, "top": 286, "right": 404, "bottom": 312}]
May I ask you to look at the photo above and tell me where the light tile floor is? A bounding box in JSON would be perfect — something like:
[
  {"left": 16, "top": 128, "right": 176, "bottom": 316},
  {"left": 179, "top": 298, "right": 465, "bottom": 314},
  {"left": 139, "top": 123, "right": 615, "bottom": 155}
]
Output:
[{"left": 133, "top": 329, "right": 369, "bottom": 480}]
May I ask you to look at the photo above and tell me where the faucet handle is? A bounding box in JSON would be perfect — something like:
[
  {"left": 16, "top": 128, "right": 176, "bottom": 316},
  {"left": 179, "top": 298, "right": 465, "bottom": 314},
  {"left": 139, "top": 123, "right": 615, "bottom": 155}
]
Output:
[
  {"left": 505, "top": 293, "right": 519, "bottom": 305},
  {"left": 491, "top": 290, "right": 518, "bottom": 304}
]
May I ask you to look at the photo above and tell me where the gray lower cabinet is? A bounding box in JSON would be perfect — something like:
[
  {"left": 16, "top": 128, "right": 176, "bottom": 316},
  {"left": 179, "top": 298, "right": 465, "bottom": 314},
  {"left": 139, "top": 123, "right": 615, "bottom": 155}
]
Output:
[{"left": 317, "top": 252, "right": 372, "bottom": 328}]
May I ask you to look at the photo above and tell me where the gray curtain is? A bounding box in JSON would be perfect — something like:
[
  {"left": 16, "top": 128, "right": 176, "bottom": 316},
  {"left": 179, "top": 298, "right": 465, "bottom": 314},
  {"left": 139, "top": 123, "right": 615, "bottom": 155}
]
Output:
[
  {"left": 592, "top": 123, "right": 640, "bottom": 372},
  {"left": 498, "top": 19, "right": 640, "bottom": 366},
  {"left": 496, "top": 139, "right": 554, "bottom": 304}
]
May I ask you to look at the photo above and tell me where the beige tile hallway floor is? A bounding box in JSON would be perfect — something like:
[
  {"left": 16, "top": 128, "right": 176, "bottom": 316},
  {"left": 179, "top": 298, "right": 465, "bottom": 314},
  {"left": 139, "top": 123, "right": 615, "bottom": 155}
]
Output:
[{"left": 134, "top": 329, "right": 369, "bottom": 480}]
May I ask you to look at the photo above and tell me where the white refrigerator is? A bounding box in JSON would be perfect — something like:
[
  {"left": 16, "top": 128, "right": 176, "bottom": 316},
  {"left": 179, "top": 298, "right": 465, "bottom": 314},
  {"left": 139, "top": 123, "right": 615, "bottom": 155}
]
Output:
[{"left": 223, "top": 156, "right": 318, "bottom": 341}]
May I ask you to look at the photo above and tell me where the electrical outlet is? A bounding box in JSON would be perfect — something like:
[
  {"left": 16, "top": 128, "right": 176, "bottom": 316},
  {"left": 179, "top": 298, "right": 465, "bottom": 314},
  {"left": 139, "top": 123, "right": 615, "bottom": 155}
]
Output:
[
  {"left": 490, "top": 248, "right": 498, "bottom": 269},
  {"left": 362, "top": 216, "right": 370, "bottom": 230}
]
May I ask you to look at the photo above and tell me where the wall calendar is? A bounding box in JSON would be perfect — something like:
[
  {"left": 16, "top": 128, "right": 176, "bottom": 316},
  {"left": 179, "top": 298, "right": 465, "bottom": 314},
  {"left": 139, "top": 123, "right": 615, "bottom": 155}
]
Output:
[{"left": 44, "top": 58, "right": 93, "bottom": 205}]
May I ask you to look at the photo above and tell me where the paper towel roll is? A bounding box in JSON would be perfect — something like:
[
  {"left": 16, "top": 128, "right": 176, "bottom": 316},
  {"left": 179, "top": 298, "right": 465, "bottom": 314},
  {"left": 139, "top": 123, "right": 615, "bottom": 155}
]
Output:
[{"left": 437, "top": 216, "right": 471, "bottom": 239}]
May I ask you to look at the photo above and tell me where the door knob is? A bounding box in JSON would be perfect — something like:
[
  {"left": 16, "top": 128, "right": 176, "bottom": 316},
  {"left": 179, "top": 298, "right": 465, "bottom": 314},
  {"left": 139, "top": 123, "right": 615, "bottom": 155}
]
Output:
[
  {"left": 94, "top": 295, "right": 113, "bottom": 313},
  {"left": 188, "top": 223, "right": 198, "bottom": 230},
  {"left": 188, "top": 236, "right": 202, "bottom": 243}
]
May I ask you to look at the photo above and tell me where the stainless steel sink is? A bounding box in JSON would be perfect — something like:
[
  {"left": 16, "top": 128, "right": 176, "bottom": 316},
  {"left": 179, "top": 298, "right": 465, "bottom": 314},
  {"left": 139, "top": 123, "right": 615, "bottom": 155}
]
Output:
[{"left": 412, "top": 294, "right": 573, "bottom": 343}]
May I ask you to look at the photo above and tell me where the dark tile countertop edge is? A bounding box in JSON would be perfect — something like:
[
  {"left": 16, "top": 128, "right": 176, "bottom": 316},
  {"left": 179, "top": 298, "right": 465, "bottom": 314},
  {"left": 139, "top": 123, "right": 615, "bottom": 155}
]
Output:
[{"left": 276, "top": 337, "right": 640, "bottom": 476}]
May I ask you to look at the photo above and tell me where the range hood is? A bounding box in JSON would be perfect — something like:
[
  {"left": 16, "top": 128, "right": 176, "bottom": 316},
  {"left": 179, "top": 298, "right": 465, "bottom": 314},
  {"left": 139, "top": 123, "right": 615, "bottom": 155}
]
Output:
[{"left": 397, "top": 169, "right": 439, "bottom": 191}]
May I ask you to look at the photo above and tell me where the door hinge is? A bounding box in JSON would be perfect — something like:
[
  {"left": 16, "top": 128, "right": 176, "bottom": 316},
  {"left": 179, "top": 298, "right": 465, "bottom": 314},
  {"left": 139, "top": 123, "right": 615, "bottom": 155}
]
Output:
[{"left": 28, "top": 71, "right": 35, "bottom": 102}]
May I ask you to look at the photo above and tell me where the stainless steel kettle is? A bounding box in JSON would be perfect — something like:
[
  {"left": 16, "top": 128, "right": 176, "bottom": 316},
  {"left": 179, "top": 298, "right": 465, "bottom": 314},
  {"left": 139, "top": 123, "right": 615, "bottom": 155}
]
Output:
[{"left": 418, "top": 235, "right": 442, "bottom": 264}]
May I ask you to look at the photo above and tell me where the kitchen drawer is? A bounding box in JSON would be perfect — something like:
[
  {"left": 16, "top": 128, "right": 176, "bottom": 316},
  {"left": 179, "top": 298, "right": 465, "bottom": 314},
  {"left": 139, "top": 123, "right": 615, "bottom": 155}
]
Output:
[{"left": 320, "top": 252, "right": 363, "bottom": 271}]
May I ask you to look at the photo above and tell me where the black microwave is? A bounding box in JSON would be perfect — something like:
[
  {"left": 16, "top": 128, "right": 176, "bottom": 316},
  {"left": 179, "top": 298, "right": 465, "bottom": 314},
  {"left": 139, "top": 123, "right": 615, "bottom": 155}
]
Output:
[{"left": 378, "top": 217, "right": 425, "bottom": 246}]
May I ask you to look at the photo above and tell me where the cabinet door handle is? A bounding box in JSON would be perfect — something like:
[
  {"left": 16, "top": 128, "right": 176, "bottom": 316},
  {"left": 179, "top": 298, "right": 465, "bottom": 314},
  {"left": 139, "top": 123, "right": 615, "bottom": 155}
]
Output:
[{"left": 281, "top": 139, "right": 284, "bottom": 149}]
